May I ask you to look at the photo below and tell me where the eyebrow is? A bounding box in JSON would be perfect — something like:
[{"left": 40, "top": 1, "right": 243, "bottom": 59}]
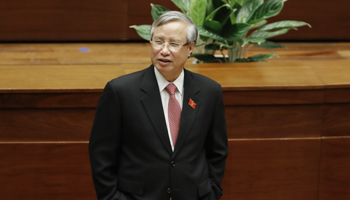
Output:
[
  {"left": 154, "top": 36, "right": 163, "bottom": 40},
  {"left": 153, "top": 36, "right": 181, "bottom": 43}
]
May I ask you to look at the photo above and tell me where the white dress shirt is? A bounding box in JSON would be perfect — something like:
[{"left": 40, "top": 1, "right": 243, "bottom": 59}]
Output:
[{"left": 154, "top": 67, "right": 184, "bottom": 151}]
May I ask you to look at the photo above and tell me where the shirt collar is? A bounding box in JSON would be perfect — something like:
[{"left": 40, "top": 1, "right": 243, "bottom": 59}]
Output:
[{"left": 154, "top": 67, "right": 184, "bottom": 95}]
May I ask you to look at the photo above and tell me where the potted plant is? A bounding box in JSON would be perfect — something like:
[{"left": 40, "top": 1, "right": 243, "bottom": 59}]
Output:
[{"left": 130, "top": 0, "right": 311, "bottom": 63}]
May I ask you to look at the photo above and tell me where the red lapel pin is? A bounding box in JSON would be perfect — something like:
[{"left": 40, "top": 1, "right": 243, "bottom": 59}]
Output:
[{"left": 188, "top": 98, "right": 196, "bottom": 109}]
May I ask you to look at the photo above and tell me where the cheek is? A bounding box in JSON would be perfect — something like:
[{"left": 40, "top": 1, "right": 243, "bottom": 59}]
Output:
[
  {"left": 177, "top": 51, "right": 190, "bottom": 60},
  {"left": 150, "top": 49, "right": 159, "bottom": 59}
]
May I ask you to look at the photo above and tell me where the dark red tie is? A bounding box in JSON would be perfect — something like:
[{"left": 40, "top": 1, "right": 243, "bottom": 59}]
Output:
[{"left": 165, "top": 83, "right": 181, "bottom": 147}]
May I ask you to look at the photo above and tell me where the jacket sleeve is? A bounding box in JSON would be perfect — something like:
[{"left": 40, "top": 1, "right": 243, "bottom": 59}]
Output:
[
  {"left": 205, "top": 84, "right": 229, "bottom": 200},
  {"left": 89, "top": 81, "right": 126, "bottom": 200}
]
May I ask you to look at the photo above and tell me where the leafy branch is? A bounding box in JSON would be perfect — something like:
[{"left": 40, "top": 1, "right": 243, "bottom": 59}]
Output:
[{"left": 130, "top": 0, "right": 311, "bottom": 63}]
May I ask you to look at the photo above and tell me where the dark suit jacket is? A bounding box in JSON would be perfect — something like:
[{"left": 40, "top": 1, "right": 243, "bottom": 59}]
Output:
[{"left": 89, "top": 65, "right": 228, "bottom": 200}]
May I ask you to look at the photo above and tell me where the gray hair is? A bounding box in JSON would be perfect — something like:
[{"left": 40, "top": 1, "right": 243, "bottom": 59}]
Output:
[{"left": 150, "top": 11, "right": 198, "bottom": 44}]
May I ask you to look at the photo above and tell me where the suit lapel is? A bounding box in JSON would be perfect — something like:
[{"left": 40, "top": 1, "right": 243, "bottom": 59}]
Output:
[
  {"left": 140, "top": 66, "right": 172, "bottom": 155},
  {"left": 172, "top": 69, "right": 200, "bottom": 158}
]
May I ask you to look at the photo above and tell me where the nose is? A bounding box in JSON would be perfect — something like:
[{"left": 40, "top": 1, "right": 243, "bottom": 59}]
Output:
[{"left": 160, "top": 42, "right": 170, "bottom": 55}]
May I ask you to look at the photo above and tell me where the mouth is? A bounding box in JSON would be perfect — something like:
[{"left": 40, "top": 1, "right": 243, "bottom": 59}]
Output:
[{"left": 158, "top": 58, "right": 172, "bottom": 63}]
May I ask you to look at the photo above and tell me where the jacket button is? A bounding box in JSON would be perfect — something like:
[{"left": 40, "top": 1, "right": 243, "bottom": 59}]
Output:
[
  {"left": 171, "top": 161, "right": 176, "bottom": 167},
  {"left": 167, "top": 188, "right": 171, "bottom": 193}
]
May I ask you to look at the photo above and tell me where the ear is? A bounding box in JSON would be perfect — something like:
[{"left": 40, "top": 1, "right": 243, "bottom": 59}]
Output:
[{"left": 187, "top": 42, "right": 195, "bottom": 57}]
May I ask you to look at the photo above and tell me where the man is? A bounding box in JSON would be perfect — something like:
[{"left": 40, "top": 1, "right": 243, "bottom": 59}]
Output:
[{"left": 89, "top": 11, "right": 228, "bottom": 200}]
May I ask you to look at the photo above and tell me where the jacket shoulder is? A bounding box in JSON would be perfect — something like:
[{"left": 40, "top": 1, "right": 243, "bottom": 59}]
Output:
[
  {"left": 107, "top": 66, "right": 151, "bottom": 90},
  {"left": 112, "top": 68, "right": 147, "bottom": 83}
]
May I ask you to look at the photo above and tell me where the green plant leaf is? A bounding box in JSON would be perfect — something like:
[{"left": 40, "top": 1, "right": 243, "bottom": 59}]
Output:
[
  {"left": 214, "top": 5, "right": 234, "bottom": 25},
  {"left": 232, "top": 3, "right": 242, "bottom": 18},
  {"left": 249, "top": 28, "right": 289, "bottom": 39},
  {"left": 230, "top": 13, "right": 237, "bottom": 24},
  {"left": 191, "top": 53, "right": 221, "bottom": 63},
  {"left": 197, "top": 25, "right": 226, "bottom": 40},
  {"left": 249, "top": 19, "right": 267, "bottom": 29},
  {"left": 236, "top": 0, "right": 252, "bottom": 6},
  {"left": 229, "top": 2, "right": 239, "bottom": 24},
  {"left": 258, "top": 20, "right": 311, "bottom": 31},
  {"left": 212, "top": 0, "right": 226, "bottom": 8},
  {"left": 190, "top": 0, "right": 207, "bottom": 25},
  {"left": 246, "top": 37, "right": 266, "bottom": 44},
  {"left": 171, "top": 0, "right": 182, "bottom": 9},
  {"left": 254, "top": 41, "right": 286, "bottom": 49},
  {"left": 247, "top": 53, "right": 277, "bottom": 61},
  {"left": 203, "top": 20, "right": 223, "bottom": 33},
  {"left": 205, "top": 43, "right": 221, "bottom": 51},
  {"left": 204, "top": 3, "right": 234, "bottom": 32},
  {"left": 221, "top": 23, "right": 251, "bottom": 41},
  {"left": 219, "top": 43, "right": 235, "bottom": 49},
  {"left": 249, "top": 0, "right": 286, "bottom": 22},
  {"left": 206, "top": 0, "right": 215, "bottom": 14},
  {"left": 236, "top": 0, "right": 263, "bottom": 23},
  {"left": 129, "top": 25, "right": 151, "bottom": 41},
  {"left": 230, "top": 0, "right": 237, "bottom": 8},
  {"left": 151, "top": 4, "right": 170, "bottom": 21},
  {"left": 235, "top": 53, "right": 277, "bottom": 62},
  {"left": 206, "top": 4, "right": 229, "bottom": 21},
  {"left": 242, "top": 37, "right": 265, "bottom": 46},
  {"left": 171, "top": 0, "right": 190, "bottom": 12},
  {"left": 205, "top": 43, "right": 234, "bottom": 50},
  {"left": 200, "top": 35, "right": 210, "bottom": 41},
  {"left": 235, "top": 58, "right": 249, "bottom": 62}
]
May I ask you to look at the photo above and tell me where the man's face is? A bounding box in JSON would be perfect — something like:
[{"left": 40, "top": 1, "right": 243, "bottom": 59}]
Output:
[{"left": 150, "top": 20, "right": 195, "bottom": 82}]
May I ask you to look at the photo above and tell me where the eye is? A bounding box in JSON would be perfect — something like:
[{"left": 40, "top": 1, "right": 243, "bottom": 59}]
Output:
[
  {"left": 155, "top": 40, "right": 163, "bottom": 45},
  {"left": 170, "top": 42, "right": 180, "bottom": 47}
]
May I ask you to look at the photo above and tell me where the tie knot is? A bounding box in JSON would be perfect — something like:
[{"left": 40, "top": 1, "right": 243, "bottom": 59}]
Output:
[{"left": 165, "top": 83, "right": 177, "bottom": 95}]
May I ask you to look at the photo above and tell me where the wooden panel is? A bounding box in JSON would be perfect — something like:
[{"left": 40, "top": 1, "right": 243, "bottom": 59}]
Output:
[
  {"left": 0, "top": 63, "right": 328, "bottom": 93},
  {"left": 0, "top": 140, "right": 321, "bottom": 200},
  {"left": 0, "top": 43, "right": 152, "bottom": 66},
  {"left": 322, "top": 104, "right": 350, "bottom": 137},
  {"left": 0, "top": 143, "right": 96, "bottom": 200},
  {"left": 0, "top": 65, "right": 125, "bottom": 93},
  {"left": 222, "top": 139, "right": 320, "bottom": 200},
  {"left": 338, "top": 50, "right": 350, "bottom": 57},
  {"left": 5, "top": 89, "right": 322, "bottom": 109},
  {"left": 0, "top": 0, "right": 348, "bottom": 41},
  {"left": 324, "top": 88, "right": 350, "bottom": 103},
  {"left": 0, "top": 93, "right": 100, "bottom": 108},
  {"left": 223, "top": 89, "right": 324, "bottom": 106},
  {"left": 186, "top": 64, "right": 325, "bottom": 90},
  {"left": 225, "top": 105, "right": 323, "bottom": 139},
  {"left": 0, "top": 108, "right": 95, "bottom": 141},
  {"left": 2, "top": 43, "right": 350, "bottom": 93},
  {"left": 319, "top": 138, "right": 350, "bottom": 200},
  {"left": 0, "top": 0, "right": 127, "bottom": 41},
  {"left": 271, "top": 0, "right": 350, "bottom": 41},
  {"left": 312, "top": 61, "right": 350, "bottom": 89}
]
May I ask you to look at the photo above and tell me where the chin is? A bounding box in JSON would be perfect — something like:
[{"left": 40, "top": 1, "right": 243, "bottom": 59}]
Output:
[{"left": 156, "top": 63, "right": 173, "bottom": 70}]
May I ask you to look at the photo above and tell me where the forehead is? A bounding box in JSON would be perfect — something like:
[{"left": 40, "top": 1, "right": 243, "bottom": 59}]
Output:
[{"left": 153, "top": 20, "right": 188, "bottom": 41}]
